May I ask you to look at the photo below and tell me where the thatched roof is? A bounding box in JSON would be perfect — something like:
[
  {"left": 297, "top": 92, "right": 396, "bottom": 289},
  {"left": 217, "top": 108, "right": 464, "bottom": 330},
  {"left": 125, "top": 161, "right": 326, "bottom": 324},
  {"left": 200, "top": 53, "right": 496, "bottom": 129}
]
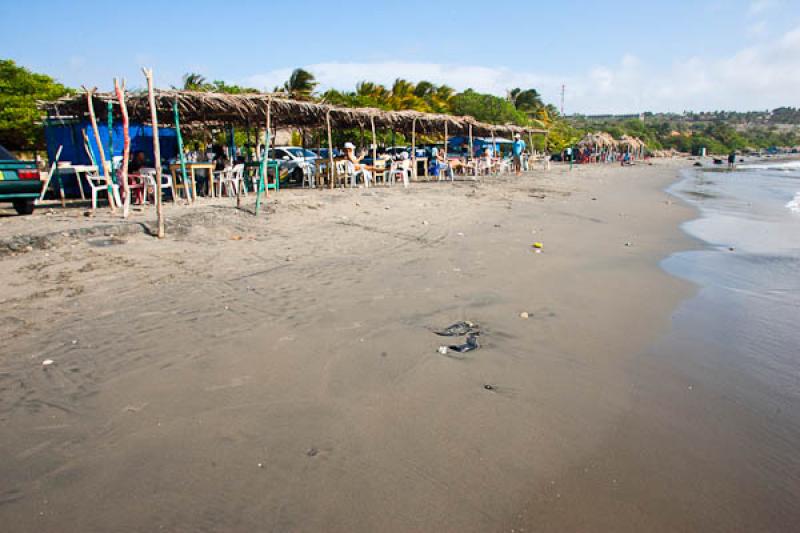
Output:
[
  {"left": 577, "top": 131, "right": 618, "bottom": 148},
  {"left": 618, "top": 135, "right": 646, "bottom": 150},
  {"left": 40, "top": 89, "right": 547, "bottom": 138}
]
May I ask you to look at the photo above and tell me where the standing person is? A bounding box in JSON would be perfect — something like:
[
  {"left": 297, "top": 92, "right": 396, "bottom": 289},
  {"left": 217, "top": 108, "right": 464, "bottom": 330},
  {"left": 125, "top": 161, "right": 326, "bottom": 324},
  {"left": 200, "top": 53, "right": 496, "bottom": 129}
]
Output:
[
  {"left": 512, "top": 134, "right": 526, "bottom": 176},
  {"left": 728, "top": 151, "right": 736, "bottom": 169}
]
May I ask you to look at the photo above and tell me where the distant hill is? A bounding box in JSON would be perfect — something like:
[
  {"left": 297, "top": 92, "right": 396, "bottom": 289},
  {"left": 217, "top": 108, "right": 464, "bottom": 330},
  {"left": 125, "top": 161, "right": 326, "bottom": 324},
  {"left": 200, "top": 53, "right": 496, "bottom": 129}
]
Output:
[{"left": 567, "top": 108, "right": 800, "bottom": 155}]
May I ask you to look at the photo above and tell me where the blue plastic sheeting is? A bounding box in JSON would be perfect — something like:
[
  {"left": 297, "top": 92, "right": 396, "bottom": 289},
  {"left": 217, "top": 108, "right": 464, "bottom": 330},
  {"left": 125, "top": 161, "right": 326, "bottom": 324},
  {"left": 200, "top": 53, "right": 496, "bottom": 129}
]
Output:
[
  {"left": 448, "top": 136, "right": 512, "bottom": 147},
  {"left": 44, "top": 120, "right": 178, "bottom": 167},
  {"left": 43, "top": 120, "right": 178, "bottom": 198}
]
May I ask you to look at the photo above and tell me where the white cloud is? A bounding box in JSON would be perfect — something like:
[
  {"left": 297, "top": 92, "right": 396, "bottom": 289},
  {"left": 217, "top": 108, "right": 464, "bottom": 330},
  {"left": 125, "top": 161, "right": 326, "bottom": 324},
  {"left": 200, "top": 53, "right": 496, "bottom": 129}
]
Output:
[{"left": 242, "top": 25, "right": 800, "bottom": 114}]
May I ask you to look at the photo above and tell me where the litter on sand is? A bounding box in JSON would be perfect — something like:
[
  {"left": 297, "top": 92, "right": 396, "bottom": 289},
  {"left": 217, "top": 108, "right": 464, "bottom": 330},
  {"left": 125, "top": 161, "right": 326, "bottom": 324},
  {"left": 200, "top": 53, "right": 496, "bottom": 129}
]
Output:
[
  {"left": 41, "top": 359, "right": 54, "bottom": 367},
  {"left": 434, "top": 321, "right": 479, "bottom": 337},
  {"left": 448, "top": 334, "right": 480, "bottom": 353}
]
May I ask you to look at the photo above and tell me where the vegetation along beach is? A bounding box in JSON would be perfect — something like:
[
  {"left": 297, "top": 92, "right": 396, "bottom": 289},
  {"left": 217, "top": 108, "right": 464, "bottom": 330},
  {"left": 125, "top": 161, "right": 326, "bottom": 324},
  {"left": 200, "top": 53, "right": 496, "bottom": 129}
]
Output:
[{"left": 1, "top": 1, "right": 799, "bottom": 531}]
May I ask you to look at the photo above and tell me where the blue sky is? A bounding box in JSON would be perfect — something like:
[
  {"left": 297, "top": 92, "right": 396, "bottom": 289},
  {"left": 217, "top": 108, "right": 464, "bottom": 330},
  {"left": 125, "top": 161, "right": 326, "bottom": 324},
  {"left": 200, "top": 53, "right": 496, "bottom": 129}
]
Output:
[{"left": 3, "top": 0, "right": 799, "bottom": 113}]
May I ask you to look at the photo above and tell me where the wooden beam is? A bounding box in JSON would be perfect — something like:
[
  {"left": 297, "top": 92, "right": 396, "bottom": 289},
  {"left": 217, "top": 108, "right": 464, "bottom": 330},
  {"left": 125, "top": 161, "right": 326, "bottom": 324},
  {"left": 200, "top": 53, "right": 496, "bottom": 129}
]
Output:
[
  {"left": 114, "top": 79, "right": 131, "bottom": 218},
  {"left": 370, "top": 116, "right": 377, "bottom": 186},
  {"left": 83, "top": 87, "right": 116, "bottom": 213},
  {"left": 444, "top": 121, "right": 448, "bottom": 181},
  {"left": 142, "top": 68, "right": 165, "bottom": 238},
  {"left": 411, "top": 118, "right": 417, "bottom": 179},
  {"left": 326, "top": 110, "right": 334, "bottom": 189},
  {"left": 256, "top": 96, "right": 271, "bottom": 215},
  {"left": 173, "top": 98, "right": 189, "bottom": 203}
]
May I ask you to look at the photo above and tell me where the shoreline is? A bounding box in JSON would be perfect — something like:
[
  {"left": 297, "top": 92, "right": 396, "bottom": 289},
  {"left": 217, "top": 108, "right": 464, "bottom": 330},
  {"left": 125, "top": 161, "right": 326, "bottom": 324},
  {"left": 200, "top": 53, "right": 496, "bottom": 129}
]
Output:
[{"left": 1, "top": 160, "right": 705, "bottom": 532}]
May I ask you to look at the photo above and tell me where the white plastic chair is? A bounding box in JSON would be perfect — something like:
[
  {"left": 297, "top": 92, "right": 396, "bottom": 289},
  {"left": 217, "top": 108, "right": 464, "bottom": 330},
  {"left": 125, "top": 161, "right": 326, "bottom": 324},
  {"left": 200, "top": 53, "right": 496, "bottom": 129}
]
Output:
[
  {"left": 86, "top": 171, "right": 122, "bottom": 209},
  {"left": 386, "top": 161, "right": 410, "bottom": 188},
  {"left": 140, "top": 167, "right": 175, "bottom": 204},
  {"left": 496, "top": 159, "right": 511, "bottom": 175},
  {"left": 301, "top": 162, "right": 315, "bottom": 189},
  {"left": 217, "top": 164, "right": 245, "bottom": 197}
]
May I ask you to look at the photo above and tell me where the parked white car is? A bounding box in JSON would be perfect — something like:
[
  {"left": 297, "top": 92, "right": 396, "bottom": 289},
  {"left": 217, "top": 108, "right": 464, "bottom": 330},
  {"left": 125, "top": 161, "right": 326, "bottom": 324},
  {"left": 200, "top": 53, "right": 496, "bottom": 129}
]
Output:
[{"left": 269, "top": 146, "right": 318, "bottom": 184}]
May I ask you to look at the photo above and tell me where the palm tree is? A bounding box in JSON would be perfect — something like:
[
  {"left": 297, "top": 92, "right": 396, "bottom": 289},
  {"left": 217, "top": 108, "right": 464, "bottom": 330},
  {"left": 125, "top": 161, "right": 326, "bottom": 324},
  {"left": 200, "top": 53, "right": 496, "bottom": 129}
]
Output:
[
  {"left": 181, "top": 72, "right": 209, "bottom": 91},
  {"left": 388, "top": 79, "right": 428, "bottom": 111},
  {"left": 283, "top": 68, "right": 318, "bottom": 100},
  {"left": 508, "top": 88, "right": 544, "bottom": 114}
]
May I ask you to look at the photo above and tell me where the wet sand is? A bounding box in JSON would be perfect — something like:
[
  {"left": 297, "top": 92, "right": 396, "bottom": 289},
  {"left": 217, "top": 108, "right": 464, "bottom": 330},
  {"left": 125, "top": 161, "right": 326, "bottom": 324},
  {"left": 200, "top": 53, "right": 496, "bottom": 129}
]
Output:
[{"left": 1, "top": 160, "right": 758, "bottom": 532}]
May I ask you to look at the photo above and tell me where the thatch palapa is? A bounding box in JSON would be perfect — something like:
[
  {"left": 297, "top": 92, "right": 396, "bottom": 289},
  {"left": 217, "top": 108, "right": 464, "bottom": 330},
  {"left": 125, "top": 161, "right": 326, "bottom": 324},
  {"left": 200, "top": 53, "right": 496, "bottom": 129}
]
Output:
[{"left": 40, "top": 89, "right": 547, "bottom": 139}]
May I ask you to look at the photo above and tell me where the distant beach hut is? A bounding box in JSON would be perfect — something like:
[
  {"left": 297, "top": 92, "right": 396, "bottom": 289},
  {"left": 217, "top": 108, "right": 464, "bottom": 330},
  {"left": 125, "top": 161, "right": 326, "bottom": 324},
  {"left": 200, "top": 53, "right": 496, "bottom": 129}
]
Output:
[{"left": 577, "top": 132, "right": 618, "bottom": 163}]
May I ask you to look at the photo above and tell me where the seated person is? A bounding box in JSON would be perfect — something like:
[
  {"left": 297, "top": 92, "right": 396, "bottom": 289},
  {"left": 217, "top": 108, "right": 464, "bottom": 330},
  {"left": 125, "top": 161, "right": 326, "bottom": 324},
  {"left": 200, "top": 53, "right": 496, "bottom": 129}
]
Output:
[
  {"left": 129, "top": 151, "right": 147, "bottom": 173},
  {"left": 341, "top": 142, "right": 374, "bottom": 185}
]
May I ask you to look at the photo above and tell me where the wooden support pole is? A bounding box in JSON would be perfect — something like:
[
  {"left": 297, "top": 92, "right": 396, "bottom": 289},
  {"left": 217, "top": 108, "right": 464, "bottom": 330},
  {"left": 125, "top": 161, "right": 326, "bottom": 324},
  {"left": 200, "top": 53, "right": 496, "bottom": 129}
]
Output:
[
  {"left": 106, "top": 101, "right": 114, "bottom": 177},
  {"left": 38, "top": 145, "right": 63, "bottom": 203},
  {"left": 528, "top": 132, "right": 534, "bottom": 171},
  {"left": 370, "top": 116, "right": 377, "bottom": 186},
  {"left": 469, "top": 123, "right": 474, "bottom": 175},
  {"left": 83, "top": 87, "right": 116, "bottom": 213},
  {"left": 444, "top": 121, "right": 448, "bottom": 181},
  {"left": 411, "top": 118, "right": 417, "bottom": 179},
  {"left": 326, "top": 110, "right": 334, "bottom": 189},
  {"left": 114, "top": 79, "right": 131, "bottom": 218},
  {"left": 142, "top": 68, "right": 165, "bottom": 238},
  {"left": 256, "top": 96, "right": 271, "bottom": 216},
  {"left": 491, "top": 128, "right": 496, "bottom": 175},
  {"left": 173, "top": 99, "right": 189, "bottom": 203}
]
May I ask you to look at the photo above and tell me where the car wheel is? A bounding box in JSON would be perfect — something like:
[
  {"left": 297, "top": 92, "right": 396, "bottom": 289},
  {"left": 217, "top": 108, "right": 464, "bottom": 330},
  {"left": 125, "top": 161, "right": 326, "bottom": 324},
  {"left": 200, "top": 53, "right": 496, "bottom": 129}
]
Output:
[
  {"left": 291, "top": 168, "right": 304, "bottom": 184},
  {"left": 12, "top": 199, "right": 35, "bottom": 215}
]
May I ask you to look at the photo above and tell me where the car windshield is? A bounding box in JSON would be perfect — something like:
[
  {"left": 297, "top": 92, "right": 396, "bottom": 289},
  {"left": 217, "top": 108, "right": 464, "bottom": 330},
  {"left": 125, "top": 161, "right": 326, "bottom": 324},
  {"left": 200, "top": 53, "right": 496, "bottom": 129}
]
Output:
[
  {"left": 286, "top": 148, "right": 316, "bottom": 158},
  {"left": 0, "top": 145, "right": 18, "bottom": 160}
]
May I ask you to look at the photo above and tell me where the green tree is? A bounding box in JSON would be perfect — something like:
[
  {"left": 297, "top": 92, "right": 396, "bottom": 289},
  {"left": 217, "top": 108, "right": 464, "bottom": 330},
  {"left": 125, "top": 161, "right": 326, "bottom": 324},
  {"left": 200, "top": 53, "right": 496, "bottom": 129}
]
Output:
[
  {"left": 283, "top": 68, "right": 318, "bottom": 100},
  {"left": 209, "top": 80, "right": 258, "bottom": 94},
  {"left": 509, "top": 88, "right": 544, "bottom": 116},
  {"left": 0, "top": 59, "right": 73, "bottom": 150},
  {"left": 180, "top": 72, "right": 210, "bottom": 91},
  {"left": 451, "top": 89, "right": 528, "bottom": 126}
]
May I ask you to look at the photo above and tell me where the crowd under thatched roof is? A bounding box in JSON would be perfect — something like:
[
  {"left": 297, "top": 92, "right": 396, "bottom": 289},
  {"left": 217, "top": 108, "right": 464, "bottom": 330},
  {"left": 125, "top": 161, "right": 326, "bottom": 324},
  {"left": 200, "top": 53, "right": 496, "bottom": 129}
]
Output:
[
  {"left": 577, "top": 131, "right": 618, "bottom": 149},
  {"left": 618, "top": 134, "right": 646, "bottom": 150},
  {"left": 40, "top": 89, "right": 547, "bottom": 138}
]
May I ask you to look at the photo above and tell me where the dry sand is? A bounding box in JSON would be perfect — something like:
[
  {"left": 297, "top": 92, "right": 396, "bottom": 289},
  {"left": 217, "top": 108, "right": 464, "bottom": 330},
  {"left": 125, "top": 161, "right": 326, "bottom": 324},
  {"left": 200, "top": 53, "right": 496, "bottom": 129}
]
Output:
[{"left": 0, "top": 160, "right": 724, "bottom": 532}]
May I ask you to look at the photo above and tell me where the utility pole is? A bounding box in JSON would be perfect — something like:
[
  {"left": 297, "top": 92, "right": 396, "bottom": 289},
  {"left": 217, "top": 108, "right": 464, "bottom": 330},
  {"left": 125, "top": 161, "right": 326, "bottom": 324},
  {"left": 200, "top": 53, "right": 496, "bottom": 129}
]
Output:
[{"left": 560, "top": 84, "right": 566, "bottom": 116}]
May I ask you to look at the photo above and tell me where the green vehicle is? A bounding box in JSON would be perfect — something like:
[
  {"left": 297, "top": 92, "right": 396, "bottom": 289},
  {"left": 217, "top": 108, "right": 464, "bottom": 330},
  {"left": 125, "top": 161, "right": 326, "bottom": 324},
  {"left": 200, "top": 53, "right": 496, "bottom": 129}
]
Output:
[{"left": 0, "top": 145, "right": 41, "bottom": 215}]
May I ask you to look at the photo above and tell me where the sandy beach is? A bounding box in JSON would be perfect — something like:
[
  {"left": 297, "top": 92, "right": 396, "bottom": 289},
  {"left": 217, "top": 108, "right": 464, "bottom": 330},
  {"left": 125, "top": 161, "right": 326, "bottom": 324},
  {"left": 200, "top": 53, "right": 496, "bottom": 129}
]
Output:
[{"left": 2, "top": 160, "right": 778, "bottom": 532}]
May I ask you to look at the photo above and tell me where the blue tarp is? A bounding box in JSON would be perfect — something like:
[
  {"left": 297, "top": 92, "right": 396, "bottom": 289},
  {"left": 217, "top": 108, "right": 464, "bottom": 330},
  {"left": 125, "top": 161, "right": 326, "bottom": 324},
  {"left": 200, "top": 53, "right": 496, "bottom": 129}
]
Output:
[
  {"left": 43, "top": 120, "right": 178, "bottom": 198},
  {"left": 448, "top": 136, "right": 512, "bottom": 155},
  {"left": 44, "top": 120, "right": 178, "bottom": 167}
]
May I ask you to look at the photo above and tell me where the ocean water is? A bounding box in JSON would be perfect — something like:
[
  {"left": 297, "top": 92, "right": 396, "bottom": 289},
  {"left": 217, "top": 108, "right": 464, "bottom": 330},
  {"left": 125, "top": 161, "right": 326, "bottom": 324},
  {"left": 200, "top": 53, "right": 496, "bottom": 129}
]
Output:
[
  {"left": 646, "top": 160, "right": 800, "bottom": 527},
  {"left": 664, "top": 161, "right": 800, "bottom": 396}
]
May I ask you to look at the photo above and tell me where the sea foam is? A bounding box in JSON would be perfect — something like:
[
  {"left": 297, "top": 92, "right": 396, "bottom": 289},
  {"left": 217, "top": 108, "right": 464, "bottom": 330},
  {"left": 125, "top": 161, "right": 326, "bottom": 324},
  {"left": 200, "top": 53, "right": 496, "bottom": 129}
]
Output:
[{"left": 786, "top": 192, "right": 800, "bottom": 213}]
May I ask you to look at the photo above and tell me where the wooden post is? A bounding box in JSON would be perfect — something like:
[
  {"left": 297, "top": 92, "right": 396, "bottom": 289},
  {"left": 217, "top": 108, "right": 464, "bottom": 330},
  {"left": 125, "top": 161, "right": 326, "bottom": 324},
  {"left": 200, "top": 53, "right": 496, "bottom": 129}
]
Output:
[
  {"left": 173, "top": 99, "right": 189, "bottom": 203},
  {"left": 370, "top": 116, "right": 377, "bottom": 186},
  {"left": 83, "top": 87, "right": 116, "bottom": 213},
  {"left": 468, "top": 123, "right": 474, "bottom": 175},
  {"left": 411, "top": 118, "right": 417, "bottom": 179},
  {"left": 528, "top": 132, "right": 534, "bottom": 172},
  {"left": 106, "top": 101, "right": 114, "bottom": 176},
  {"left": 38, "top": 145, "right": 63, "bottom": 203},
  {"left": 256, "top": 96, "right": 271, "bottom": 216},
  {"left": 491, "top": 128, "right": 496, "bottom": 175},
  {"left": 326, "top": 110, "right": 334, "bottom": 189},
  {"left": 443, "top": 121, "right": 448, "bottom": 181},
  {"left": 114, "top": 79, "right": 131, "bottom": 218},
  {"left": 142, "top": 68, "right": 165, "bottom": 238}
]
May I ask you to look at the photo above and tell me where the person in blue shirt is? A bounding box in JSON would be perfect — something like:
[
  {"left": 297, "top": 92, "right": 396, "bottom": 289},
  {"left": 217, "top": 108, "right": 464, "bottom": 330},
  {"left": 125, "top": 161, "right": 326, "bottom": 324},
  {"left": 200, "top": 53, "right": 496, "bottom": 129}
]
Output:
[{"left": 512, "top": 134, "right": 526, "bottom": 176}]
